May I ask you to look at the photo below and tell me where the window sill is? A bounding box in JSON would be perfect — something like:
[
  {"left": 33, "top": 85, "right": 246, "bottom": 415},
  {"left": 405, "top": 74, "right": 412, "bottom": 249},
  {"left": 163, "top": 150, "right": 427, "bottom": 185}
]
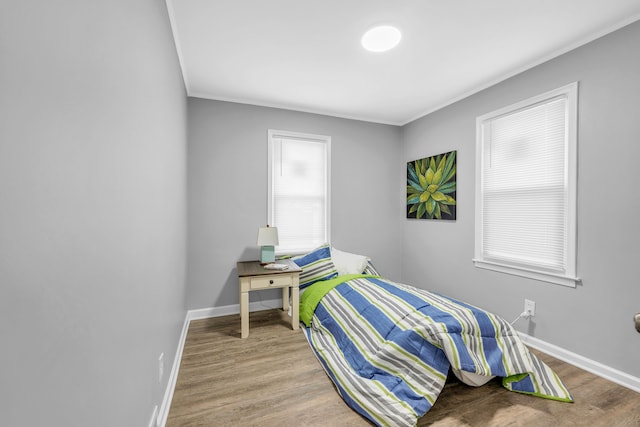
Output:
[{"left": 472, "top": 259, "right": 580, "bottom": 288}]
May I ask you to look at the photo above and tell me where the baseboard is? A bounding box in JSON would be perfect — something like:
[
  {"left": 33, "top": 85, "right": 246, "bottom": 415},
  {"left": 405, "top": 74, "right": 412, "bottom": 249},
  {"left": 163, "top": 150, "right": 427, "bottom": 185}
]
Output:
[
  {"left": 518, "top": 332, "right": 640, "bottom": 393},
  {"left": 155, "top": 298, "right": 283, "bottom": 426}
]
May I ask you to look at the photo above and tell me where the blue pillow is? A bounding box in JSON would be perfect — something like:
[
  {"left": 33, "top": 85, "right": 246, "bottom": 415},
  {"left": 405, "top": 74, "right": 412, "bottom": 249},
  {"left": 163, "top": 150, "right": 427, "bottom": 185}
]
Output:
[
  {"left": 293, "top": 244, "right": 338, "bottom": 289},
  {"left": 362, "top": 260, "right": 380, "bottom": 276}
]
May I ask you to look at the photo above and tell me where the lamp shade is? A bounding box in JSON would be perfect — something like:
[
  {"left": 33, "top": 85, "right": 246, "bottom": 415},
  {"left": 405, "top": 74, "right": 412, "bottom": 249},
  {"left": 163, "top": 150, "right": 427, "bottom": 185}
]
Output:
[{"left": 257, "top": 226, "right": 279, "bottom": 246}]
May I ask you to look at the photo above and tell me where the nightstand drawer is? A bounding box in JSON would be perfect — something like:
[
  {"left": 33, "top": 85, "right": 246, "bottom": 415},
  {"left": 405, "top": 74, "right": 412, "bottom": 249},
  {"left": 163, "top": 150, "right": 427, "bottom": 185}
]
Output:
[{"left": 249, "top": 274, "right": 293, "bottom": 290}]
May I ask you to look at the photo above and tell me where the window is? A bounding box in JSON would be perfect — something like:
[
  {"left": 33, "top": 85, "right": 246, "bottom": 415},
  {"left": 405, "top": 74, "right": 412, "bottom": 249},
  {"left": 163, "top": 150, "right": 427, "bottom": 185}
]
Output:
[
  {"left": 474, "top": 83, "right": 579, "bottom": 287},
  {"left": 268, "top": 129, "right": 330, "bottom": 254}
]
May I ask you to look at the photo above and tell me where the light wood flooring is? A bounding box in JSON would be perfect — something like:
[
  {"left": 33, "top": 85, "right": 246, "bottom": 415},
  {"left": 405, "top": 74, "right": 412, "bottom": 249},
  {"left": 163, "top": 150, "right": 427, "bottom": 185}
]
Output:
[{"left": 166, "top": 309, "right": 640, "bottom": 426}]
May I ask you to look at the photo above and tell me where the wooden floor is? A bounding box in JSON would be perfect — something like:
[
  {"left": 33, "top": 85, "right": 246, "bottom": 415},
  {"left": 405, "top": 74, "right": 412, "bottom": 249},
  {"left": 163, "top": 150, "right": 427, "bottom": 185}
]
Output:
[{"left": 166, "top": 309, "right": 640, "bottom": 427}]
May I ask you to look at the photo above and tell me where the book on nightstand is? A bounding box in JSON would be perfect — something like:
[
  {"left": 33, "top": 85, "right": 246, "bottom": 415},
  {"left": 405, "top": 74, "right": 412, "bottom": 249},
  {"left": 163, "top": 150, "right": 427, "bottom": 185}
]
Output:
[{"left": 263, "top": 263, "right": 289, "bottom": 270}]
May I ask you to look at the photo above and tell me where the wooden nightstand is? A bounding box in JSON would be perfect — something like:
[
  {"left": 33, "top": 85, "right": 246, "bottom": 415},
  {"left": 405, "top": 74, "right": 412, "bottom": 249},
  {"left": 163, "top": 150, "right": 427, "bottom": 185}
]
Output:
[{"left": 237, "top": 259, "right": 302, "bottom": 338}]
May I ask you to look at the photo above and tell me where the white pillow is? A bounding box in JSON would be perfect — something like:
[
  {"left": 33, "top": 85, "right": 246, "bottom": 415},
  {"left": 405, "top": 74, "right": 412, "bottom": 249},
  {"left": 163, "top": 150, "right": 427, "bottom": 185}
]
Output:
[
  {"left": 451, "top": 369, "right": 494, "bottom": 387},
  {"left": 331, "top": 247, "right": 369, "bottom": 276}
]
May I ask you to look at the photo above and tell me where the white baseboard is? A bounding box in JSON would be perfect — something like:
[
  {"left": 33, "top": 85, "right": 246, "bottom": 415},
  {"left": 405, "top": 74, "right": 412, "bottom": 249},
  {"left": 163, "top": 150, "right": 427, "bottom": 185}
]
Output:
[
  {"left": 518, "top": 332, "right": 640, "bottom": 393},
  {"left": 156, "top": 298, "right": 283, "bottom": 427}
]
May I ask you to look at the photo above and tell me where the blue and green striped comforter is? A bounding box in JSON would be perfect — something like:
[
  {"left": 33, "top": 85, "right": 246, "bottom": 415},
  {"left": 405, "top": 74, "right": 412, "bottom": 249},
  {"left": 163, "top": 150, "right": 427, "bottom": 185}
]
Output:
[{"left": 301, "top": 275, "right": 573, "bottom": 427}]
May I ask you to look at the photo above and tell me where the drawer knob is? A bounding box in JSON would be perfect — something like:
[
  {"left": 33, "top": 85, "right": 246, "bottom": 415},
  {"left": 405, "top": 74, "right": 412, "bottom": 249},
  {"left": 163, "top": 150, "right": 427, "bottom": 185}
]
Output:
[{"left": 269, "top": 279, "right": 274, "bottom": 284}]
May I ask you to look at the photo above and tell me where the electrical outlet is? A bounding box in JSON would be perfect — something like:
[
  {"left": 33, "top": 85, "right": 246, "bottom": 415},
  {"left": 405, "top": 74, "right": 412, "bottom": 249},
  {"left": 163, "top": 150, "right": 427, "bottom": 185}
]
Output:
[
  {"left": 158, "top": 353, "right": 164, "bottom": 383},
  {"left": 147, "top": 405, "right": 158, "bottom": 427},
  {"left": 524, "top": 299, "right": 536, "bottom": 317}
]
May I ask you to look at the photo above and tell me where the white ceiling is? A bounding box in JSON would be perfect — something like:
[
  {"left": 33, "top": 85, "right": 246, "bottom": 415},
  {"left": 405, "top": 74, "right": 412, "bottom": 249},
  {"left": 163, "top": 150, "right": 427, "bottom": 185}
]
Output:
[{"left": 167, "top": 0, "right": 640, "bottom": 125}]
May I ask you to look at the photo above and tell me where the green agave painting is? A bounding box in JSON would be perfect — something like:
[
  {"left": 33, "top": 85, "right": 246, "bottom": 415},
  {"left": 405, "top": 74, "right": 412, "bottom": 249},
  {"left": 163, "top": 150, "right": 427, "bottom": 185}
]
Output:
[{"left": 407, "top": 150, "right": 457, "bottom": 220}]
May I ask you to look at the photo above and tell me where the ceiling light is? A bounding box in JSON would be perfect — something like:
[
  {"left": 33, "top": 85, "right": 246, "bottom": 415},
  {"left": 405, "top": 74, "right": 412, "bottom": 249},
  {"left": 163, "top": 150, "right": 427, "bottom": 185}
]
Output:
[{"left": 361, "top": 25, "right": 402, "bottom": 52}]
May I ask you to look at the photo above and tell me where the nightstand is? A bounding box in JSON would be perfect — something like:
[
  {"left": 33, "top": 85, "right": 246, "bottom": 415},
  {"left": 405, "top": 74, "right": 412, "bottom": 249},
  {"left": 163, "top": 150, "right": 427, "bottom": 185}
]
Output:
[{"left": 237, "top": 259, "right": 302, "bottom": 338}]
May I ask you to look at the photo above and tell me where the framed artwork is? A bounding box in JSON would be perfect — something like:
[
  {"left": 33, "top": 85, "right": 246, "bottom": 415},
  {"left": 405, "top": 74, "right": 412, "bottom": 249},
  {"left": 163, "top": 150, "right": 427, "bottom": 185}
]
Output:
[{"left": 406, "top": 150, "right": 457, "bottom": 220}]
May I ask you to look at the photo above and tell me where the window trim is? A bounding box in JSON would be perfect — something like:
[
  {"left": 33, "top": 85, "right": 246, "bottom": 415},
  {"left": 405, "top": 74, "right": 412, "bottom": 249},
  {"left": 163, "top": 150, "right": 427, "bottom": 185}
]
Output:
[
  {"left": 473, "top": 82, "right": 580, "bottom": 287},
  {"left": 267, "top": 129, "right": 331, "bottom": 255}
]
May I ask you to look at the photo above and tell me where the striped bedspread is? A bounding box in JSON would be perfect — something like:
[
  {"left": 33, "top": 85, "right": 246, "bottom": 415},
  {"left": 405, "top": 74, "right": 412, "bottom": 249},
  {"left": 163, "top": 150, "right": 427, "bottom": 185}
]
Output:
[{"left": 301, "top": 275, "right": 573, "bottom": 427}]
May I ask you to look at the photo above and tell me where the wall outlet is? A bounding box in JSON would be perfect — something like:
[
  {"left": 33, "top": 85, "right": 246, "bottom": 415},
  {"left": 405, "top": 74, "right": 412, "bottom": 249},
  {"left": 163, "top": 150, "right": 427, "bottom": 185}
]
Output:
[
  {"left": 158, "top": 353, "right": 164, "bottom": 383},
  {"left": 524, "top": 299, "right": 536, "bottom": 317},
  {"left": 147, "top": 405, "right": 158, "bottom": 427}
]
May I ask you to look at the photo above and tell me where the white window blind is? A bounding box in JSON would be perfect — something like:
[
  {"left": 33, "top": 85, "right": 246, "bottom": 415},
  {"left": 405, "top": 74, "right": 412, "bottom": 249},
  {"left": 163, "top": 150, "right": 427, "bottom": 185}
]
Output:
[
  {"left": 474, "top": 83, "right": 579, "bottom": 287},
  {"left": 268, "top": 129, "right": 330, "bottom": 254}
]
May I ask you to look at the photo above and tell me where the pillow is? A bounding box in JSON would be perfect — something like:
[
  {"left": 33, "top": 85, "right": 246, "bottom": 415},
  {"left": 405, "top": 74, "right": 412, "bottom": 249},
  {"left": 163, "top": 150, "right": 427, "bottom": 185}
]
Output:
[
  {"left": 451, "top": 369, "right": 495, "bottom": 387},
  {"left": 331, "top": 247, "right": 369, "bottom": 276},
  {"left": 362, "top": 260, "right": 380, "bottom": 276},
  {"left": 292, "top": 244, "right": 338, "bottom": 289}
]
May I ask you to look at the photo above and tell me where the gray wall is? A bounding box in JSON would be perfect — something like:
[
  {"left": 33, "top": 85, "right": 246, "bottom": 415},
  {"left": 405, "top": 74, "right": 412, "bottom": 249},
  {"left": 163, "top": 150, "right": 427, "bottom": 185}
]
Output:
[
  {"left": 401, "top": 21, "right": 640, "bottom": 377},
  {"left": 187, "top": 99, "right": 402, "bottom": 309},
  {"left": 0, "top": 1, "right": 187, "bottom": 426}
]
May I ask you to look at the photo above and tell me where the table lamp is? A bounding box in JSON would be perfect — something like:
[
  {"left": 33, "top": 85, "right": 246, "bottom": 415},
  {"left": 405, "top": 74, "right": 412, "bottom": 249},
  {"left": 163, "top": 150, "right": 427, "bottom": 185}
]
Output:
[{"left": 257, "top": 225, "right": 279, "bottom": 264}]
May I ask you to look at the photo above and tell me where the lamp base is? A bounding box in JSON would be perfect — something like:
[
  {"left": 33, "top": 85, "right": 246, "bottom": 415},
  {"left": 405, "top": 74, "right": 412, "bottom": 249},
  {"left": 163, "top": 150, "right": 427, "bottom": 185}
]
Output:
[{"left": 260, "top": 245, "right": 275, "bottom": 264}]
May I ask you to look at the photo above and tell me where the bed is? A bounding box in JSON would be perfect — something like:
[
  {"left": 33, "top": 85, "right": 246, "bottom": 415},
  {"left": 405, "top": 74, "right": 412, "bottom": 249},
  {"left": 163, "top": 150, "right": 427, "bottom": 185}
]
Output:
[{"left": 292, "top": 245, "right": 573, "bottom": 427}]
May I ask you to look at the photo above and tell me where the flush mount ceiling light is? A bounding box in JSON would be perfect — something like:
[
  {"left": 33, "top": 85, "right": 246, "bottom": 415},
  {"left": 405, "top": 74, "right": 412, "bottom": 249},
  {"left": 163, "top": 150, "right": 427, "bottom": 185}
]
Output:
[{"left": 361, "top": 25, "right": 402, "bottom": 52}]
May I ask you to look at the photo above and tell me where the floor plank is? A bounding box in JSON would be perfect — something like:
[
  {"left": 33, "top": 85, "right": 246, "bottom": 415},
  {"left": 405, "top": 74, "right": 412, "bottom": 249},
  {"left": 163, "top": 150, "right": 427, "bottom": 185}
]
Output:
[{"left": 166, "top": 309, "right": 640, "bottom": 426}]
